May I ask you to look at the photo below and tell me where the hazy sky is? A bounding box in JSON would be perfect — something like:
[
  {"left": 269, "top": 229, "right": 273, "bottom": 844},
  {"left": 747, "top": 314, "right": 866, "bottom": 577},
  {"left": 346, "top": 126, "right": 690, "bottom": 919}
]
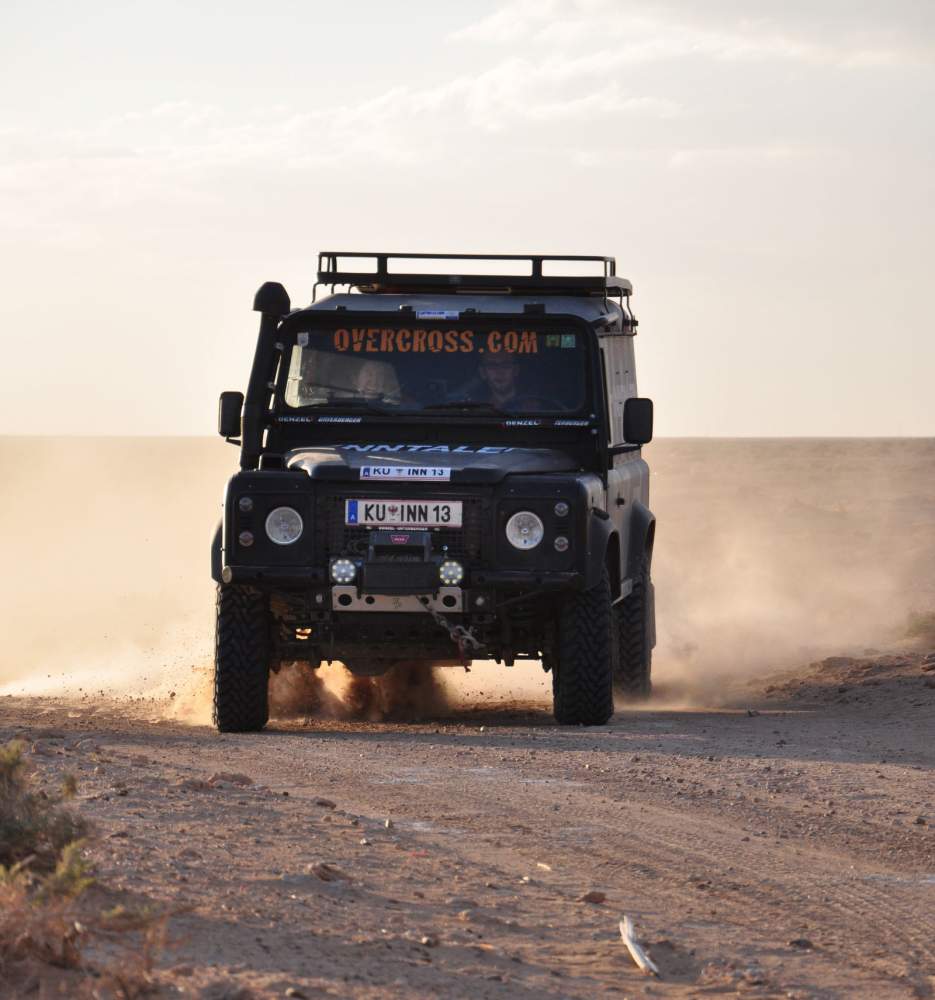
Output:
[{"left": 2, "top": 0, "right": 933, "bottom": 436}]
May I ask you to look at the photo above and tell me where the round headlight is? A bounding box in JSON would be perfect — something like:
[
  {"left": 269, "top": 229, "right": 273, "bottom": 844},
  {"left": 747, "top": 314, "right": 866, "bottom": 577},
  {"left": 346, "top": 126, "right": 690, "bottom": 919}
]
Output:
[
  {"left": 265, "top": 506, "right": 303, "bottom": 545},
  {"left": 505, "top": 511, "right": 544, "bottom": 550}
]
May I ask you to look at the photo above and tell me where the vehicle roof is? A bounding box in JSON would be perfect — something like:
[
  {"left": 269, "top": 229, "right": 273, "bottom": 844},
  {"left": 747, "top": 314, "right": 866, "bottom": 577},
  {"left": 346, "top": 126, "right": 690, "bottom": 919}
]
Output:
[{"left": 299, "top": 291, "right": 625, "bottom": 326}]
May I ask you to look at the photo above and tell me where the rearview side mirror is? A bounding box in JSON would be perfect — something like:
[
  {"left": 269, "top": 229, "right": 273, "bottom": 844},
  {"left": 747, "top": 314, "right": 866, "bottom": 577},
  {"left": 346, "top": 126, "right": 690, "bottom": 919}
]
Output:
[
  {"left": 623, "top": 397, "right": 653, "bottom": 445},
  {"left": 218, "top": 391, "right": 244, "bottom": 439}
]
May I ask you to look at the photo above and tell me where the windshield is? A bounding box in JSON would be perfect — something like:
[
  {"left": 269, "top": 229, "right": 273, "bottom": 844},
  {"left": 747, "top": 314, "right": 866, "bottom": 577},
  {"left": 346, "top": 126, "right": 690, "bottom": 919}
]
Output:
[{"left": 283, "top": 325, "right": 588, "bottom": 414}]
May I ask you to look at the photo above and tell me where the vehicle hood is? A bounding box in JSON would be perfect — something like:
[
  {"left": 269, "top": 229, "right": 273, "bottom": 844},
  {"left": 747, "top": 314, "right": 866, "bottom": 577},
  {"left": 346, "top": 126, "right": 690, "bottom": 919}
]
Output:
[{"left": 285, "top": 444, "right": 577, "bottom": 484}]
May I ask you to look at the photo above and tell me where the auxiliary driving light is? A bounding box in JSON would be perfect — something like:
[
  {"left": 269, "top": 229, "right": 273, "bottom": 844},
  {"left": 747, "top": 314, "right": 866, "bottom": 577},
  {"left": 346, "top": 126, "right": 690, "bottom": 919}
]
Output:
[
  {"left": 330, "top": 558, "right": 357, "bottom": 584},
  {"left": 238, "top": 530, "right": 254, "bottom": 547},
  {"left": 438, "top": 559, "right": 465, "bottom": 586},
  {"left": 505, "top": 511, "right": 544, "bottom": 550},
  {"left": 265, "top": 506, "right": 303, "bottom": 545},
  {"left": 554, "top": 501, "right": 570, "bottom": 517},
  {"left": 554, "top": 535, "right": 570, "bottom": 552}
]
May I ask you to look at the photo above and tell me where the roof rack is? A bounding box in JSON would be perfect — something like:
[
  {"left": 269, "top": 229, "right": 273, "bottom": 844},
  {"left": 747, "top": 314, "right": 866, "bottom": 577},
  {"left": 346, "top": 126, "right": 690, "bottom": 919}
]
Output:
[{"left": 315, "top": 252, "right": 632, "bottom": 301}]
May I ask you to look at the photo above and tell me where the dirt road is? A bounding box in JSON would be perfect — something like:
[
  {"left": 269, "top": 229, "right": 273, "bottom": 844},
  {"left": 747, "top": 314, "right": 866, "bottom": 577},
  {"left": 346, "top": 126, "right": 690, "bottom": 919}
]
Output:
[{"left": 2, "top": 652, "right": 933, "bottom": 999}]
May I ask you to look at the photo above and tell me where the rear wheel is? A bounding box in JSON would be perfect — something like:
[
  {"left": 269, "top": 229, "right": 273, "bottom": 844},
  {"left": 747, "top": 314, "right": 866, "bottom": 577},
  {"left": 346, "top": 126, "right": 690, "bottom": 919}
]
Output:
[
  {"left": 614, "top": 557, "right": 654, "bottom": 700},
  {"left": 552, "top": 569, "right": 615, "bottom": 726},
  {"left": 213, "top": 584, "right": 271, "bottom": 732}
]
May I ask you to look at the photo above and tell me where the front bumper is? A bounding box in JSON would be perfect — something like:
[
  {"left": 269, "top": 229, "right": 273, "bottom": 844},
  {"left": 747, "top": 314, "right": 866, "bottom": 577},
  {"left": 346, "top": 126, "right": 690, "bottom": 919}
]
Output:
[
  {"left": 221, "top": 561, "right": 585, "bottom": 594},
  {"left": 330, "top": 586, "right": 463, "bottom": 612}
]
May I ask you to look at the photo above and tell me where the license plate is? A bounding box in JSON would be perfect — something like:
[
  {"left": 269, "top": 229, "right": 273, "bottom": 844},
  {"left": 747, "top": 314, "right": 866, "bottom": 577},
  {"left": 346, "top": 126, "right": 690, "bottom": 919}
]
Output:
[{"left": 345, "top": 499, "right": 462, "bottom": 528}]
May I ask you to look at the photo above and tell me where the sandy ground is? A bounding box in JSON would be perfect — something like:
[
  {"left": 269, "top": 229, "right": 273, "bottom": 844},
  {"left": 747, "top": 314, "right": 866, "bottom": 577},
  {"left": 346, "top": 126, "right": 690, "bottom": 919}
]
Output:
[{"left": 2, "top": 651, "right": 933, "bottom": 999}]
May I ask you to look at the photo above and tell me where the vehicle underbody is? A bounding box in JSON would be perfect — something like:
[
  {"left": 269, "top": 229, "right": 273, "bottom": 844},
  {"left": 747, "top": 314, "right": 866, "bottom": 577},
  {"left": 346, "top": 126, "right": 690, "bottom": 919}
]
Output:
[{"left": 269, "top": 584, "right": 565, "bottom": 672}]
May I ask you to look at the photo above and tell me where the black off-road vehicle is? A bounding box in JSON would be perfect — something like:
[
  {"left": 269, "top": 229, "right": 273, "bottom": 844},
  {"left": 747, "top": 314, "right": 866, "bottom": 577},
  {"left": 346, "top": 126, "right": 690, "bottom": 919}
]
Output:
[{"left": 212, "top": 253, "right": 655, "bottom": 731}]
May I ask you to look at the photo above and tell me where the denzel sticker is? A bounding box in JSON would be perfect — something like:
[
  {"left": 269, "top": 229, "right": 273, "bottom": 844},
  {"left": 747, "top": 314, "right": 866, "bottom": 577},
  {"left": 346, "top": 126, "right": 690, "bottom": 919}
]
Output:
[{"left": 360, "top": 465, "right": 451, "bottom": 482}]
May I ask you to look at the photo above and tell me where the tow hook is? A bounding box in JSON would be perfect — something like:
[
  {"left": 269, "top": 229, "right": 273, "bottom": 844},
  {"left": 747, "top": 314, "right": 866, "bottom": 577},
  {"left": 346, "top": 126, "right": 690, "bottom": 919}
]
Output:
[{"left": 418, "top": 597, "right": 484, "bottom": 663}]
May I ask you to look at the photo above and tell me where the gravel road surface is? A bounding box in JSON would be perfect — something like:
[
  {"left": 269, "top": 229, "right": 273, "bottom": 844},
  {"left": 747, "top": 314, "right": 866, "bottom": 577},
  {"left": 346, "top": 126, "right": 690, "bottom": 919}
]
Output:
[{"left": 2, "top": 652, "right": 933, "bottom": 999}]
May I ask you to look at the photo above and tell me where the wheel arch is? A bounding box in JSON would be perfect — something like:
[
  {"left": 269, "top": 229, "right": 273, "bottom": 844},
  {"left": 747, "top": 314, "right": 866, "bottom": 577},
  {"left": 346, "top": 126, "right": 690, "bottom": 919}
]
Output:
[
  {"left": 585, "top": 510, "right": 615, "bottom": 590},
  {"left": 605, "top": 531, "right": 622, "bottom": 600},
  {"left": 626, "top": 501, "right": 656, "bottom": 581},
  {"left": 210, "top": 520, "right": 223, "bottom": 583}
]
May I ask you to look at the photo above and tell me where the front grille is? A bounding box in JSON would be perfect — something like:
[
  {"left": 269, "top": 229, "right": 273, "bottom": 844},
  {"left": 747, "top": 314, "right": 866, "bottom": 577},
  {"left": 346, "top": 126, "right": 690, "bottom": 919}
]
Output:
[{"left": 316, "top": 493, "right": 487, "bottom": 564}]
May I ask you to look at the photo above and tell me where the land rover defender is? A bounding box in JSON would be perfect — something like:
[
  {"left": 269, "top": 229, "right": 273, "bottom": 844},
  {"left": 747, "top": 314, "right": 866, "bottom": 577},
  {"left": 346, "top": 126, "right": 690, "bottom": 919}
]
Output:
[{"left": 211, "top": 252, "right": 656, "bottom": 731}]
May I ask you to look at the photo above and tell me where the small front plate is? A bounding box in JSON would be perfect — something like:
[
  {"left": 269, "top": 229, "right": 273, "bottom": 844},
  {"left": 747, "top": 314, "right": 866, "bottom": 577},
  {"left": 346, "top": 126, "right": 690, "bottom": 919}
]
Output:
[{"left": 360, "top": 465, "right": 451, "bottom": 482}]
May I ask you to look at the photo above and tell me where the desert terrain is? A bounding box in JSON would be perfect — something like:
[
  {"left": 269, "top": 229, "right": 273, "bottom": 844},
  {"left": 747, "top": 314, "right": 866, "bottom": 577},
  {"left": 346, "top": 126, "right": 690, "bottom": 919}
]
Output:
[{"left": 1, "top": 437, "right": 933, "bottom": 997}]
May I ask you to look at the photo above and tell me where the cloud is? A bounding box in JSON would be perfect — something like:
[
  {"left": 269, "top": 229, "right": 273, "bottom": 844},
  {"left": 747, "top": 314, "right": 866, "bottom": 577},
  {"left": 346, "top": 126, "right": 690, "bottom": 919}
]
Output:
[
  {"left": 0, "top": 45, "right": 682, "bottom": 246},
  {"left": 667, "top": 144, "right": 822, "bottom": 170},
  {"left": 450, "top": 0, "right": 933, "bottom": 68},
  {"left": 1, "top": 1, "right": 931, "bottom": 249}
]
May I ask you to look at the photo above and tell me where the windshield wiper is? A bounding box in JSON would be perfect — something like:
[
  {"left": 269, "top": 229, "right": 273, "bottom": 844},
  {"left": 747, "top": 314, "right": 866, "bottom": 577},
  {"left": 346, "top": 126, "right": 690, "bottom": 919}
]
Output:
[{"left": 423, "top": 401, "right": 509, "bottom": 416}]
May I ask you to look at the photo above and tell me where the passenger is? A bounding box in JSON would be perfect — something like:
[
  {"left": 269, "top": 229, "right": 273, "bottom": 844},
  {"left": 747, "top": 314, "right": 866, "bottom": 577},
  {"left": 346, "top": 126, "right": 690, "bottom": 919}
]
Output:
[{"left": 353, "top": 359, "right": 402, "bottom": 405}]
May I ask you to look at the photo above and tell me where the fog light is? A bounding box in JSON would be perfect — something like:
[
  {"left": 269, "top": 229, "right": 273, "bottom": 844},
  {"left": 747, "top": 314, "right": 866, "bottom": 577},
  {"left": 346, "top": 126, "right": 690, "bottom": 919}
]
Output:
[
  {"left": 554, "top": 535, "right": 569, "bottom": 552},
  {"left": 554, "top": 501, "right": 570, "bottom": 517},
  {"left": 330, "top": 558, "right": 357, "bottom": 584},
  {"left": 439, "top": 559, "right": 464, "bottom": 586},
  {"left": 238, "top": 496, "right": 254, "bottom": 513},
  {"left": 238, "top": 530, "right": 254, "bottom": 547}
]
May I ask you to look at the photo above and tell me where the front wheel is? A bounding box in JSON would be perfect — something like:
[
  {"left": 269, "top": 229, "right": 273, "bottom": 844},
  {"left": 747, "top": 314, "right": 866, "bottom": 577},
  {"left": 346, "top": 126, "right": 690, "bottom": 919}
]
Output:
[
  {"left": 213, "top": 584, "right": 271, "bottom": 732},
  {"left": 552, "top": 569, "right": 615, "bottom": 726}
]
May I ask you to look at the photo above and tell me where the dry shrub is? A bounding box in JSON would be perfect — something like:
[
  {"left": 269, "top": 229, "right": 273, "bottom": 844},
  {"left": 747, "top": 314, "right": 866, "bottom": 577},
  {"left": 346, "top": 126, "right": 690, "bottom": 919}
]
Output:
[
  {"left": 91, "top": 906, "right": 168, "bottom": 1000},
  {"left": 0, "top": 740, "right": 88, "bottom": 872},
  {"left": 0, "top": 744, "right": 93, "bottom": 983},
  {"left": 0, "top": 868, "right": 83, "bottom": 971},
  {"left": 0, "top": 741, "right": 164, "bottom": 998}
]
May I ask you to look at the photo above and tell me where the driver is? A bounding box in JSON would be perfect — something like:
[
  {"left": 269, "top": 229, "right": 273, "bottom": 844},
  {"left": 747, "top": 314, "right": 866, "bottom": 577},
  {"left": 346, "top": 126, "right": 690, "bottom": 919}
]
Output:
[
  {"left": 355, "top": 360, "right": 386, "bottom": 399},
  {"left": 477, "top": 351, "right": 522, "bottom": 409}
]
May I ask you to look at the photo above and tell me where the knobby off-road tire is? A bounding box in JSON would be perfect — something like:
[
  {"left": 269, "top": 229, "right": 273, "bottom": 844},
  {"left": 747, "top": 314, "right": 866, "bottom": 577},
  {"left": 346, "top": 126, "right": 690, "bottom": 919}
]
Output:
[
  {"left": 614, "top": 556, "right": 654, "bottom": 700},
  {"left": 552, "top": 569, "right": 615, "bottom": 726},
  {"left": 213, "top": 583, "right": 271, "bottom": 733}
]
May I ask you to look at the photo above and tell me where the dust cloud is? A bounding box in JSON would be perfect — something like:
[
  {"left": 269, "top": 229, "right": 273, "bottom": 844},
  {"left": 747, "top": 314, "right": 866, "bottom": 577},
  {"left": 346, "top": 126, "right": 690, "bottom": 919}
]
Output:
[
  {"left": 0, "top": 437, "right": 229, "bottom": 698},
  {"left": 269, "top": 661, "right": 453, "bottom": 722},
  {"left": 0, "top": 437, "right": 932, "bottom": 716},
  {"left": 647, "top": 438, "right": 935, "bottom": 704}
]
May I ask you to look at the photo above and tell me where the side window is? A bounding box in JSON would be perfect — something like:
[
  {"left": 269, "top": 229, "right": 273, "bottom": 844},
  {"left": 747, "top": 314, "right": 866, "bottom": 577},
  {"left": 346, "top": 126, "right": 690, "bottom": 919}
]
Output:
[
  {"left": 601, "top": 337, "right": 637, "bottom": 444},
  {"left": 284, "top": 346, "right": 304, "bottom": 407}
]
